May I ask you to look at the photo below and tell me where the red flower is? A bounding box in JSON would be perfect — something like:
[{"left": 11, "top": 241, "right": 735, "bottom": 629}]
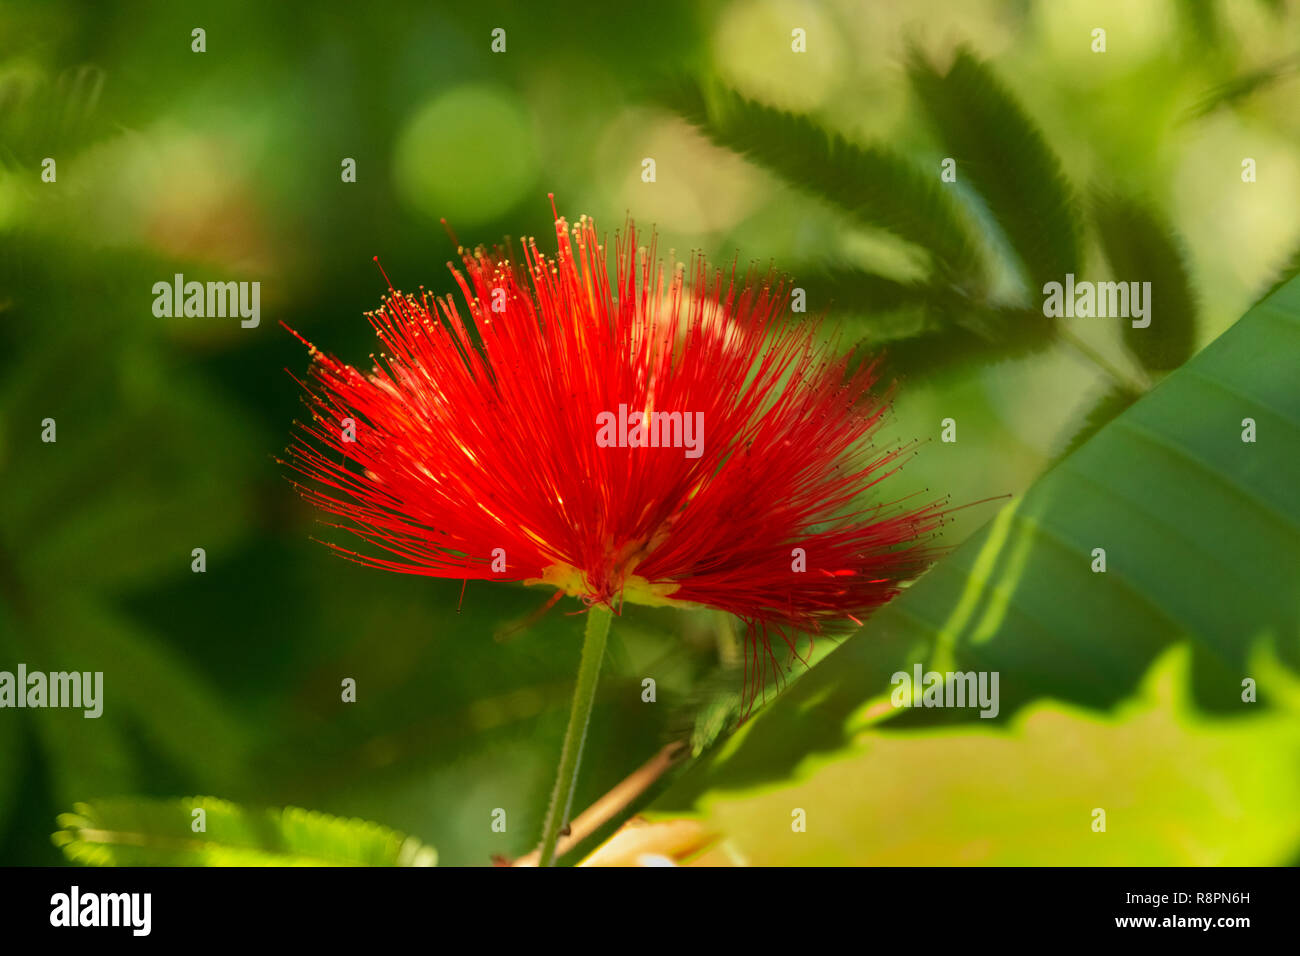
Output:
[{"left": 286, "top": 201, "right": 946, "bottom": 704}]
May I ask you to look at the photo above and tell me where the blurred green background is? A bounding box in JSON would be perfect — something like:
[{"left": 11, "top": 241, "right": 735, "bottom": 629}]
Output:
[{"left": 2, "top": 0, "right": 1299, "bottom": 866}]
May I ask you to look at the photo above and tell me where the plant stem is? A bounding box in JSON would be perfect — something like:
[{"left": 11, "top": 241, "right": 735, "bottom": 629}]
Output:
[{"left": 537, "top": 603, "right": 613, "bottom": 867}]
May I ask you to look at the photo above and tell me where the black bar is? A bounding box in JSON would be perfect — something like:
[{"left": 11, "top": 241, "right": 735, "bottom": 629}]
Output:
[{"left": 0, "top": 866, "right": 1286, "bottom": 942}]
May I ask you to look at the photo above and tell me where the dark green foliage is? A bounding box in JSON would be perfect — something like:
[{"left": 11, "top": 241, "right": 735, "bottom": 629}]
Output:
[
  {"left": 795, "top": 266, "right": 939, "bottom": 315},
  {"left": 657, "top": 49, "right": 1206, "bottom": 453},
  {"left": 658, "top": 48, "right": 1096, "bottom": 393},
  {"left": 1092, "top": 191, "right": 1199, "bottom": 371},
  {"left": 905, "top": 44, "right": 1082, "bottom": 289},
  {"left": 658, "top": 78, "right": 985, "bottom": 286},
  {"left": 851, "top": 306, "right": 1055, "bottom": 383}
]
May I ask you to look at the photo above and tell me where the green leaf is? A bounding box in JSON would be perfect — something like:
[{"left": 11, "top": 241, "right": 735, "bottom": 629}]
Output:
[
  {"left": 657, "top": 273, "right": 1300, "bottom": 802},
  {"left": 1092, "top": 191, "right": 1199, "bottom": 372},
  {"left": 53, "top": 796, "right": 437, "bottom": 866},
  {"left": 859, "top": 306, "right": 1056, "bottom": 382},
  {"left": 657, "top": 78, "right": 984, "bottom": 283},
  {"left": 906, "top": 45, "right": 1081, "bottom": 289},
  {"left": 795, "top": 266, "right": 941, "bottom": 317},
  {"left": 794, "top": 268, "right": 957, "bottom": 352}
]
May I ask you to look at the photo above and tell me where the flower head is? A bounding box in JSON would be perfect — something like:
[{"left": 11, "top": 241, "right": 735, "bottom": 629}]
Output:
[{"left": 286, "top": 201, "right": 946, "bottom": 703}]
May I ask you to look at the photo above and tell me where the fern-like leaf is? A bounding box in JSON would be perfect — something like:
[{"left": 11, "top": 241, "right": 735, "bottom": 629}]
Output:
[
  {"left": 53, "top": 796, "right": 437, "bottom": 867},
  {"left": 906, "top": 44, "right": 1081, "bottom": 291},
  {"left": 855, "top": 306, "right": 1055, "bottom": 382},
  {"left": 1092, "top": 191, "right": 1198, "bottom": 372},
  {"left": 657, "top": 78, "right": 984, "bottom": 285}
]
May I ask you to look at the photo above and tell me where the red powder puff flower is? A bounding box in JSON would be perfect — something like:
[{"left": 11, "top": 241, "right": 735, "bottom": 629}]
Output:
[
  {"left": 286, "top": 198, "right": 948, "bottom": 864},
  {"left": 286, "top": 201, "right": 947, "bottom": 697}
]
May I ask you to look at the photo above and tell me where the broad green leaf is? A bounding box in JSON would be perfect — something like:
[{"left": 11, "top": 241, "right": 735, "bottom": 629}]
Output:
[
  {"left": 658, "top": 79, "right": 984, "bottom": 284},
  {"left": 1092, "top": 192, "right": 1199, "bottom": 371},
  {"left": 53, "top": 796, "right": 436, "bottom": 866},
  {"left": 656, "top": 272, "right": 1300, "bottom": 804},
  {"left": 906, "top": 45, "right": 1081, "bottom": 289},
  {"left": 633, "top": 648, "right": 1300, "bottom": 865}
]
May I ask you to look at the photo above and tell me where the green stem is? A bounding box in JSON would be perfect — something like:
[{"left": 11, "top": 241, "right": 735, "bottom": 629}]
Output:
[{"left": 537, "top": 603, "right": 613, "bottom": 867}]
